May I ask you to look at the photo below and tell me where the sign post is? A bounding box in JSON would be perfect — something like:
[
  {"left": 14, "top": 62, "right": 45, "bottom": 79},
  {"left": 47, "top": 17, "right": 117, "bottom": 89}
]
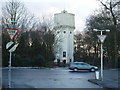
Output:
[
  {"left": 8, "top": 52, "right": 12, "bottom": 88},
  {"left": 93, "top": 29, "right": 110, "bottom": 81},
  {"left": 6, "top": 41, "right": 19, "bottom": 88},
  {"left": 97, "top": 34, "right": 106, "bottom": 80},
  {"left": 6, "top": 28, "right": 19, "bottom": 88}
]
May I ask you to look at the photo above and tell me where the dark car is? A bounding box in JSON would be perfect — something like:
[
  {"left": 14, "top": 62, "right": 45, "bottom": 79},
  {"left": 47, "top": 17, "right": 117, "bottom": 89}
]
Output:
[{"left": 68, "top": 62, "right": 98, "bottom": 72}]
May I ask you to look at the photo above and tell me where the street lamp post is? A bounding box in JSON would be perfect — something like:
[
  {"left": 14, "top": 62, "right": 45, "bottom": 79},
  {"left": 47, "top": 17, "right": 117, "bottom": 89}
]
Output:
[{"left": 93, "top": 29, "right": 110, "bottom": 80}]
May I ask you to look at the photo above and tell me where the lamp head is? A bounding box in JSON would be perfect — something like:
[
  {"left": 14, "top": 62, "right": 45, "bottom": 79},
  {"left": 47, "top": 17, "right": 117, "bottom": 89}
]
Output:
[
  {"left": 93, "top": 29, "right": 110, "bottom": 32},
  {"left": 105, "top": 29, "right": 110, "bottom": 32},
  {"left": 93, "top": 29, "right": 98, "bottom": 31}
]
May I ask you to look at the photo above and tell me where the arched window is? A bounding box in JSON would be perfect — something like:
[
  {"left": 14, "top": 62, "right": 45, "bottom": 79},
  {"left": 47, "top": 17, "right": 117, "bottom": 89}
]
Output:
[{"left": 63, "top": 51, "right": 66, "bottom": 57}]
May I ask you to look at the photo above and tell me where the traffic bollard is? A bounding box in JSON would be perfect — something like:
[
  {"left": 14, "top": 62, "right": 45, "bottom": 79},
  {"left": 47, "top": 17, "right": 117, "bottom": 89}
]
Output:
[{"left": 95, "top": 71, "right": 99, "bottom": 79}]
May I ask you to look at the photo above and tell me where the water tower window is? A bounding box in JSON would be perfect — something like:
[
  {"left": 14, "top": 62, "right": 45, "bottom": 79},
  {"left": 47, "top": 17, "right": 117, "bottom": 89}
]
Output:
[
  {"left": 63, "top": 51, "right": 66, "bottom": 57},
  {"left": 57, "top": 31, "right": 59, "bottom": 33},
  {"left": 70, "top": 31, "right": 72, "bottom": 34},
  {"left": 64, "top": 31, "right": 66, "bottom": 33}
]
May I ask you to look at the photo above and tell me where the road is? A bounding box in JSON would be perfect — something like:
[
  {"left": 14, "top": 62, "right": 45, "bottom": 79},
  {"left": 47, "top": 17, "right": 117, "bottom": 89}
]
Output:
[{"left": 2, "top": 67, "right": 102, "bottom": 88}]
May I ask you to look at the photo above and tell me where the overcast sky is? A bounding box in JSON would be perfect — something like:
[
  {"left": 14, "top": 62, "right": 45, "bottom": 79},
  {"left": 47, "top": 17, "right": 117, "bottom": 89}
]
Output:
[{"left": 1, "top": 0, "right": 101, "bottom": 32}]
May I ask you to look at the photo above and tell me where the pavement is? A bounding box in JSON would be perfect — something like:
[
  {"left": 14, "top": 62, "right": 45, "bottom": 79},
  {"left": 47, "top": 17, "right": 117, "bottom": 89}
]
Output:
[{"left": 88, "top": 69, "right": 120, "bottom": 90}]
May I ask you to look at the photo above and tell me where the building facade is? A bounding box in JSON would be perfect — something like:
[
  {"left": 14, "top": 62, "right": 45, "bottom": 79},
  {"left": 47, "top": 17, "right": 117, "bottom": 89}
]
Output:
[{"left": 54, "top": 10, "right": 75, "bottom": 64}]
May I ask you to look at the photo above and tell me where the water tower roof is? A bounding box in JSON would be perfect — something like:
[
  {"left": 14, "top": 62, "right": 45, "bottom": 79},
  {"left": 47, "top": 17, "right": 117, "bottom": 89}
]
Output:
[{"left": 61, "top": 10, "right": 67, "bottom": 13}]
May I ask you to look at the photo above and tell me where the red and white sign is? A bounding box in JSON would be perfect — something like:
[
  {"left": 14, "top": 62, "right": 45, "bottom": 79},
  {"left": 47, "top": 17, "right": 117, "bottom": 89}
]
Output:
[
  {"left": 97, "top": 35, "right": 107, "bottom": 43},
  {"left": 6, "top": 28, "right": 19, "bottom": 40}
]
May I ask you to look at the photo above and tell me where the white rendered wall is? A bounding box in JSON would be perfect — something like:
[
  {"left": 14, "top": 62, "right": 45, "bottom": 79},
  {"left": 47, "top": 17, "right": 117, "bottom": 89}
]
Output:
[{"left": 54, "top": 11, "right": 75, "bottom": 27}]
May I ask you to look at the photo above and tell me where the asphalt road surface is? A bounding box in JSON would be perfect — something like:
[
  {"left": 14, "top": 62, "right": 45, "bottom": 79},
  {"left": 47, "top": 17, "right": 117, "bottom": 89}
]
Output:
[{"left": 2, "top": 67, "right": 102, "bottom": 88}]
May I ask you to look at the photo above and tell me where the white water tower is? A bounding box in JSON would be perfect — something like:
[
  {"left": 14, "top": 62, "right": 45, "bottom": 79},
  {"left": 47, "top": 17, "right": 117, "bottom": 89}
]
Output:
[{"left": 54, "top": 10, "right": 75, "bottom": 64}]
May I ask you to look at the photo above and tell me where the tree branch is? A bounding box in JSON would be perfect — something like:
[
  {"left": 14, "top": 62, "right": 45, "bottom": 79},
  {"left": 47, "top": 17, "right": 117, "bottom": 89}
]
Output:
[
  {"left": 99, "top": 0, "right": 109, "bottom": 10},
  {"left": 113, "top": 1, "right": 120, "bottom": 8}
]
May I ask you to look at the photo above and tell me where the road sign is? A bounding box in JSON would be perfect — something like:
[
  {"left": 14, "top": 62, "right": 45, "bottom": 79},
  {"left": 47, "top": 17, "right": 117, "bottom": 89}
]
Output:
[
  {"left": 6, "top": 41, "right": 19, "bottom": 88},
  {"left": 6, "top": 28, "right": 19, "bottom": 40},
  {"left": 97, "top": 35, "right": 107, "bottom": 43},
  {"left": 6, "top": 41, "right": 19, "bottom": 52}
]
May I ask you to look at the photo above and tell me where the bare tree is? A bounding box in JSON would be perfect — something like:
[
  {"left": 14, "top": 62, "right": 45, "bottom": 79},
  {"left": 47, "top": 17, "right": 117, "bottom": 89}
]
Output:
[
  {"left": 97, "top": 0, "right": 120, "bottom": 67},
  {"left": 2, "top": 0, "right": 36, "bottom": 32}
]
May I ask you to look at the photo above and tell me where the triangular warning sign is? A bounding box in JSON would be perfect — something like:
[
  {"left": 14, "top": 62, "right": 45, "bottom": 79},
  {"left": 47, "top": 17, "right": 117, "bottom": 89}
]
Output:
[
  {"left": 6, "top": 28, "right": 19, "bottom": 40},
  {"left": 97, "top": 35, "right": 107, "bottom": 43}
]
